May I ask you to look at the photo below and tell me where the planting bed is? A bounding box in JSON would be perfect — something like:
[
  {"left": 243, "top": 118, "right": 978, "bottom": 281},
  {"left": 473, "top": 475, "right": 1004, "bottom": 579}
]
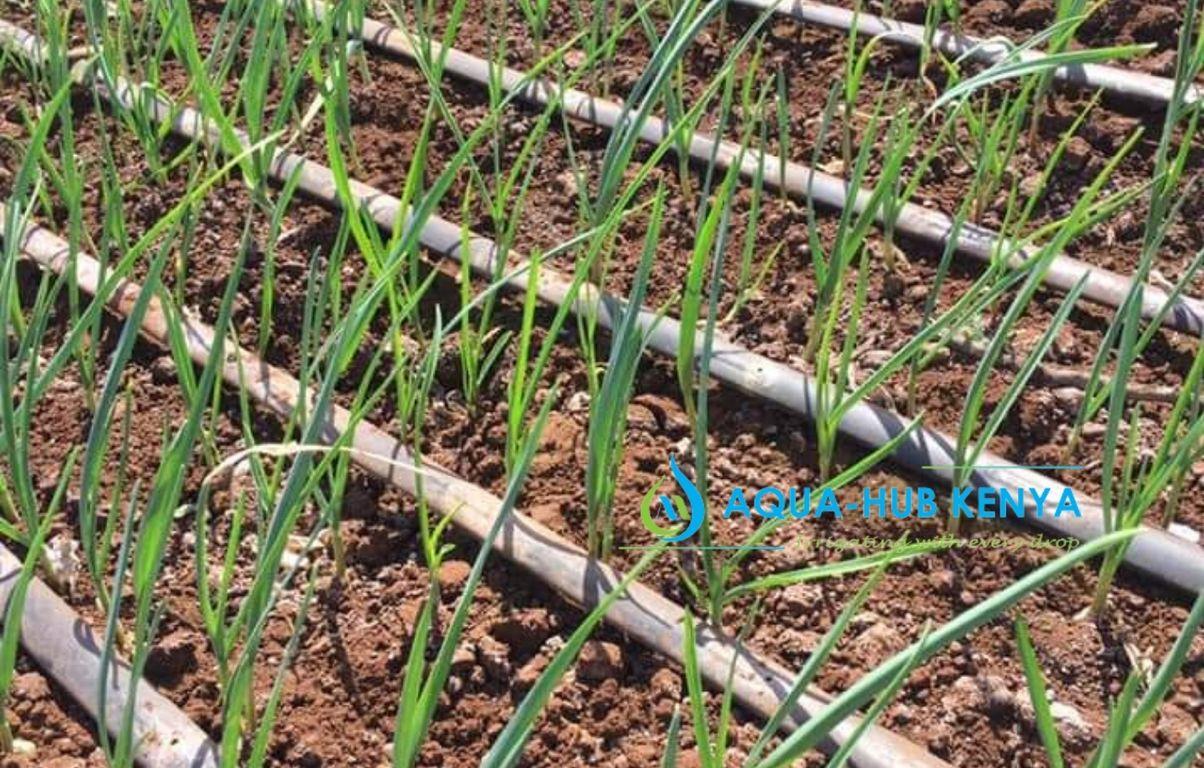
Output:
[{"left": 0, "top": 1, "right": 1202, "bottom": 767}]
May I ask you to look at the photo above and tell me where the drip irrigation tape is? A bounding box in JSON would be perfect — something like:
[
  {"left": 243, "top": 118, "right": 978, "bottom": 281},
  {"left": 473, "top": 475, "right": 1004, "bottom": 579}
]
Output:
[
  {"left": 29, "top": 15, "right": 1199, "bottom": 595},
  {"left": 737, "top": 0, "right": 1201, "bottom": 107},
  {"left": 0, "top": 543, "right": 219, "bottom": 768},
  {"left": 292, "top": 0, "right": 1204, "bottom": 337},
  {"left": 2, "top": 199, "right": 946, "bottom": 768}
]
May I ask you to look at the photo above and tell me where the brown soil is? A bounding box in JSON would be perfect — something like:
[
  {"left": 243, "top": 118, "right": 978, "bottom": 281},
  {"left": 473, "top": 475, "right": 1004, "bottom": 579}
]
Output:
[{"left": 0, "top": 1, "right": 1201, "bottom": 767}]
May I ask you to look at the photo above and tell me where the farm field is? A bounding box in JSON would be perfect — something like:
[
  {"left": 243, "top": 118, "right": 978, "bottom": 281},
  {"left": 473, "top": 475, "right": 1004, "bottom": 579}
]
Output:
[{"left": 0, "top": 1, "right": 1202, "bottom": 767}]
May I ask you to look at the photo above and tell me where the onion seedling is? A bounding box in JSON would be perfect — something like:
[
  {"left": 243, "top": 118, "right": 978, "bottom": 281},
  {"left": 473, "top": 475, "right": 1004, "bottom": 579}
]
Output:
[
  {"left": 96, "top": 218, "right": 249, "bottom": 768},
  {"left": 480, "top": 545, "right": 666, "bottom": 768},
  {"left": 803, "top": 79, "right": 956, "bottom": 481},
  {"left": 742, "top": 558, "right": 888, "bottom": 765},
  {"left": 1013, "top": 615, "right": 1066, "bottom": 768},
  {"left": 723, "top": 82, "right": 781, "bottom": 324},
  {"left": 753, "top": 528, "right": 1141, "bottom": 767},
  {"left": 585, "top": 186, "right": 666, "bottom": 558},
  {"left": 1015, "top": 593, "right": 1204, "bottom": 768},
  {"left": 680, "top": 605, "right": 753, "bottom": 768},
  {"left": 676, "top": 138, "right": 749, "bottom": 615},
  {"left": 391, "top": 382, "right": 561, "bottom": 767},
  {"left": 1027, "top": 0, "right": 1090, "bottom": 142},
  {"left": 0, "top": 80, "right": 74, "bottom": 543},
  {"left": 24, "top": 1, "right": 96, "bottom": 407},
  {"left": 515, "top": 0, "right": 554, "bottom": 55},
  {"left": 947, "top": 124, "right": 1141, "bottom": 536},
  {"left": 1073, "top": 0, "right": 1204, "bottom": 612}
]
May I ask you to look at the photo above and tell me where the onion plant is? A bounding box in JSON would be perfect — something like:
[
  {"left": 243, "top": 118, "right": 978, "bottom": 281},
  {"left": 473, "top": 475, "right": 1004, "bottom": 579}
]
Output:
[
  {"left": 187, "top": 195, "right": 456, "bottom": 760},
  {"left": 752, "top": 528, "right": 1141, "bottom": 767},
  {"left": 76, "top": 0, "right": 176, "bottom": 174},
  {"left": 23, "top": 0, "right": 97, "bottom": 407},
  {"left": 585, "top": 187, "right": 665, "bottom": 558},
  {"left": 806, "top": 86, "right": 902, "bottom": 480},
  {"left": 680, "top": 542, "right": 935, "bottom": 768},
  {"left": 937, "top": 18, "right": 1139, "bottom": 224},
  {"left": 492, "top": 0, "right": 782, "bottom": 564},
  {"left": 198, "top": 268, "right": 429, "bottom": 765},
  {"left": 10, "top": 139, "right": 289, "bottom": 768},
  {"left": 97, "top": 229, "right": 248, "bottom": 768},
  {"left": 1014, "top": 615, "right": 1065, "bottom": 768},
  {"left": 444, "top": 0, "right": 561, "bottom": 415},
  {"left": 948, "top": 127, "right": 1141, "bottom": 535},
  {"left": 672, "top": 527, "right": 1149, "bottom": 767},
  {"left": 315, "top": 4, "right": 424, "bottom": 355},
  {"left": 1068, "top": 0, "right": 1204, "bottom": 612},
  {"left": 588, "top": 0, "right": 776, "bottom": 225},
  {"left": 0, "top": 76, "right": 74, "bottom": 548},
  {"left": 6, "top": 2, "right": 1204, "bottom": 767},
  {"left": 802, "top": 81, "right": 957, "bottom": 481},
  {"left": 116, "top": 19, "right": 606, "bottom": 758},
  {"left": 836, "top": 2, "right": 869, "bottom": 173},
  {"left": 503, "top": 250, "right": 545, "bottom": 472},
  {"left": 668, "top": 83, "right": 761, "bottom": 611},
  {"left": 392, "top": 380, "right": 561, "bottom": 767},
  {"left": 772, "top": 66, "right": 789, "bottom": 200},
  {"left": 1027, "top": 0, "right": 1090, "bottom": 141},
  {"left": 585, "top": 0, "right": 622, "bottom": 94},
  {"left": 905, "top": 98, "right": 1141, "bottom": 414},
  {"left": 0, "top": 98, "right": 71, "bottom": 740},
  {"left": 1015, "top": 593, "right": 1204, "bottom": 768},
  {"left": 480, "top": 548, "right": 667, "bottom": 768},
  {"left": 723, "top": 85, "right": 780, "bottom": 323},
  {"left": 742, "top": 558, "right": 889, "bottom": 765},
  {"left": 515, "top": 0, "right": 554, "bottom": 55},
  {"left": 448, "top": 87, "right": 560, "bottom": 415},
  {"left": 680, "top": 605, "right": 750, "bottom": 768},
  {"left": 0, "top": 58, "right": 271, "bottom": 594}
]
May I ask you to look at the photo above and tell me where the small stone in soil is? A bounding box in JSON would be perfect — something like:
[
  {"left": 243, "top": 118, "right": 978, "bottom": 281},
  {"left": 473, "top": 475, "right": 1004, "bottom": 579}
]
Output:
[
  {"left": 853, "top": 621, "right": 904, "bottom": 669},
  {"left": 779, "top": 628, "right": 824, "bottom": 657},
  {"left": 1131, "top": 5, "right": 1179, "bottom": 41},
  {"left": 12, "top": 738, "right": 36, "bottom": 757},
  {"left": 1050, "top": 701, "right": 1092, "bottom": 745},
  {"left": 146, "top": 628, "right": 198, "bottom": 684},
  {"left": 777, "top": 582, "right": 822, "bottom": 617},
  {"left": 476, "top": 635, "right": 511, "bottom": 681},
  {"left": 650, "top": 667, "right": 682, "bottom": 701},
  {"left": 1014, "top": 0, "right": 1054, "bottom": 26},
  {"left": 1019, "top": 172, "right": 1045, "bottom": 200},
  {"left": 451, "top": 644, "right": 475, "bottom": 670},
  {"left": 1155, "top": 702, "right": 1195, "bottom": 745},
  {"left": 1063, "top": 137, "right": 1092, "bottom": 172},
  {"left": 437, "top": 559, "right": 472, "bottom": 590},
  {"left": 515, "top": 654, "right": 550, "bottom": 691},
  {"left": 981, "top": 675, "right": 1015, "bottom": 715},
  {"left": 626, "top": 403, "right": 658, "bottom": 432},
  {"left": 566, "top": 390, "right": 590, "bottom": 412},
  {"left": 489, "top": 608, "right": 558, "bottom": 654},
  {"left": 577, "top": 639, "right": 624, "bottom": 682},
  {"left": 891, "top": 0, "right": 928, "bottom": 21},
  {"left": 13, "top": 672, "right": 49, "bottom": 702},
  {"left": 930, "top": 568, "right": 956, "bottom": 593},
  {"left": 965, "top": 0, "right": 1011, "bottom": 23},
  {"left": 150, "top": 354, "right": 177, "bottom": 384}
]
